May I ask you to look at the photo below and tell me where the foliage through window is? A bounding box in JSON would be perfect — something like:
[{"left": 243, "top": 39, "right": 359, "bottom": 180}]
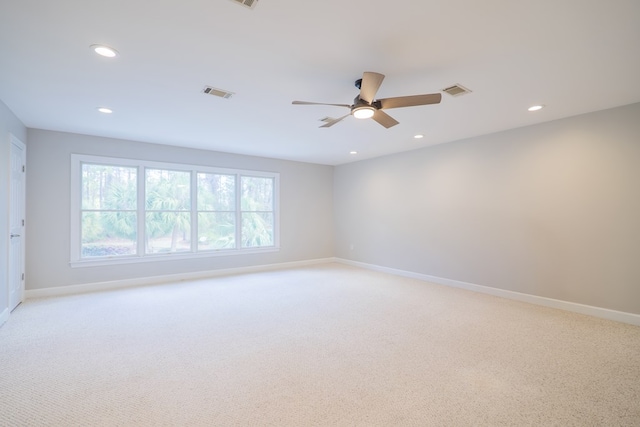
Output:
[
  {"left": 81, "top": 164, "right": 137, "bottom": 258},
  {"left": 197, "top": 173, "right": 236, "bottom": 250},
  {"left": 145, "top": 169, "right": 191, "bottom": 254},
  {"left": 241, "top": 176, "right": 274, "bottom": 248},
  {"left": 71, "top": 155, "right": 279, "bottom": 265}
]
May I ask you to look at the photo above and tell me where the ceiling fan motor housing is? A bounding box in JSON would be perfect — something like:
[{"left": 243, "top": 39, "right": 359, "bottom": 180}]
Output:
[{"left": 353, "top": 95, "right": 371, "bottom": 107}]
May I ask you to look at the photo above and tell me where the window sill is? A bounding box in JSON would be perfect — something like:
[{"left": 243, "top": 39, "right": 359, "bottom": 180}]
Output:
[{"left": 70, "top": 246, "right": 280, "bottom": 268}]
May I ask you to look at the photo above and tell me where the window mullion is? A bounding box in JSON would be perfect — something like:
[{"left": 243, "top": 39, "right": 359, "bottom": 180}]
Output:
[
  {"left": 191, "top": 170, "right": 197, "bottom": 253},
  {"left": 137, "top": 166, "right": 145, "bottom": 257},
  {"left": 236, "top": 174, "right": 242, "bottom": 249},
  {"left": 273, "top": 175, "right": 279, "bottom": 248}
]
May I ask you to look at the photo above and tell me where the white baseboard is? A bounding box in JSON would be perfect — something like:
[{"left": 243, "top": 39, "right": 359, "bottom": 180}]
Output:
[
  {"left": 0, "top": 307, "right": 9, "bottom": 326},
  {"left": 24, "top": 257, "right": 640, "bottom": 327},
  {"left": 25, "top": 257, "right": 337, "bottom": 299},
  {"left": 336, "top": 258, "right": 640, "bottom": 327}
]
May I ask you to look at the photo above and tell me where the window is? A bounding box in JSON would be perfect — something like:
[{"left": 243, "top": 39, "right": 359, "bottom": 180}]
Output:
[
  {"left": 80, "top": 164, "right": 137, "bottom": 258},
  {"left": 145, "top": 169, "right": 191, "bottom": 254},
  {"left": 241, "top": 176, "right": 275, "bottom": 248},
  {"left": 197, "top": 173, "right": 236, "bottom": 250},
  {"left": 71, "top": 155, "right": 279, "bottom": 266}
]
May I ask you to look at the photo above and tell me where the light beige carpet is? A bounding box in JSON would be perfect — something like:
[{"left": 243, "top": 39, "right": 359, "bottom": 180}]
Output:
[{"left": 1, "top": 263, "right": 639, "bottom": 426}]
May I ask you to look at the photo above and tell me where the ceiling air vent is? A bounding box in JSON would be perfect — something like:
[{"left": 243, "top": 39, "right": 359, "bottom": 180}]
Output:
[
  {"left": 203, "top": 86, "right": 234, "bottom": 99},
  {"left": 442, "top": 84, "right": 472, "bottom": 97},
  {"left": 230, "top": 0, "right": 259, "bottom": 9}
]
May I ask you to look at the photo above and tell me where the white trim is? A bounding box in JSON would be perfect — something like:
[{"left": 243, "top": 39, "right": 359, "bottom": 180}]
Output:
[
  {"left": 8, "top": 133, "right": 26, "bottom": 312},
  {"left": 270, "top": 174, "right": 281, "bottom": 249},
  {"left": 336, "top": 258, "right": 640, "bottom": 326},
  {"left": 26, "top": 257, "right": 640, "bottom": 326},
  {"left": 26, "top": 257, "right": 337, "bottom": 299},
  {"left": 69, "top": 246, "right": 280, "bottom": 268},
  {"left": 0, "top": 307, "right": 9, "bottom": 326}
]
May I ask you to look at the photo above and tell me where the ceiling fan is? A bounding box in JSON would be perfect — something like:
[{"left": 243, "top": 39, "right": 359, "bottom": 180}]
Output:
[{"left": 292, "top": 71, "right": 442, "bottom": 128}]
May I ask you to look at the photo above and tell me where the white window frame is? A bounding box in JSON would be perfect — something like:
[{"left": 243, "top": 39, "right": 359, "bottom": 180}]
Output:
[{"left": 70, "top": 154, "right": 280, "bottom": 267}]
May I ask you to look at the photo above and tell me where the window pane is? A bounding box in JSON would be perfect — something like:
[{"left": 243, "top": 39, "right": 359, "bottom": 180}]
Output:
[
  {"left": 145, "top": 212, "right": 191, "bottom": 254},
  {"left": 82, "top": 164, "right": 137, "bottom": 210},
  {"left": 145, "top": 169, "right": 190, "bottom": 211},
  {"left": 198, "top": 212, "right": 235, "bottom": 250},
  {"left": 197, "top": 173, "right": 235, "bottom": 211},
  {"left": 241, "top": 176, "right": 273, "bottom": 211},
  {"left": 241, "top": 212, "right": 274, "bottom": 248},
  {"left": 81, "top": 212, "right": 137, "bottom": 257}
]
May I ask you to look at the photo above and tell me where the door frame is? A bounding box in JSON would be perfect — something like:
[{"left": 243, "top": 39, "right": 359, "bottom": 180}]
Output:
[{"left": 8, "top": 133, "right": 26, "bottom": 313}]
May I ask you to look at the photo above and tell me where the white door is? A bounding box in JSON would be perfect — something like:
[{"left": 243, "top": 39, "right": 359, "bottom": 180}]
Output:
[{"left": 8, "top": 135, "right": 26, "bottom": 312}]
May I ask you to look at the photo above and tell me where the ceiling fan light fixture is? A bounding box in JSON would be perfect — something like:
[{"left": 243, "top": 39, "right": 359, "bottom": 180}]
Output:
[{"left": 352, "top": 106, "right": 375, "bottom": 119}]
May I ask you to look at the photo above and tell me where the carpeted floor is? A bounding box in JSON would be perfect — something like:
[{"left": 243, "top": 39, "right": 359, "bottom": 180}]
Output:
[{"left": 1, "top": 263, "right": 639, "bottom": 426}]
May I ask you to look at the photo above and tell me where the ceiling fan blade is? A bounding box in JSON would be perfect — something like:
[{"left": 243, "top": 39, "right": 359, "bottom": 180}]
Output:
[
  {"left": 377, "top": 93, "right": 442, "bottom": 110},
  {"left": 372, "top": 110, "right": 399, "bottom": 128},
  {"left": 359, "top": 72, "right": 385, "bottom": 104},
  {"left": 292, "top": 101, "right": 351, "bottom": 108},
  {"left": 320, "top": 114, "right": 350, "bottom": 128}
]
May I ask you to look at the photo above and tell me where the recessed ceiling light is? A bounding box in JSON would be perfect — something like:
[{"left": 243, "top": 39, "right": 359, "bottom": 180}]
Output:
[
  {"left": 414, "top": 134, "right": 424, "bottom": 139},
  {"left": 97, "top": 107, "right": 113, "bottom": 114},
  {"left": 528, "top": 105, "right": 545, "bottom": 112},
  {"left": 350, "top": 151, "right": 358, "bottom": 155},
  {"left": 91, "top": 44, "right": 118, "bottom": 58}
]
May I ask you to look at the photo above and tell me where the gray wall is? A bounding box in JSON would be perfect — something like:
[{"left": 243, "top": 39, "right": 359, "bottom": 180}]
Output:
[
  {"left": 26, "top": 130, "right": 334, "bottom": 290},
  {"left": 0, "top": 99, "right": 27, "bottom": 319},
  {"left": 334, "top": 103, "right": 640, "bottom": 315},
  {"left": 10, "top": 101, "right": 640, "bottom": 316}
]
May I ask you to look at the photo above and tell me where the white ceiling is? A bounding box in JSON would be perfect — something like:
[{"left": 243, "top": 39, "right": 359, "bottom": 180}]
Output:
[{"left": 1, "top": 0, "right": 639, "bottom": 165}]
